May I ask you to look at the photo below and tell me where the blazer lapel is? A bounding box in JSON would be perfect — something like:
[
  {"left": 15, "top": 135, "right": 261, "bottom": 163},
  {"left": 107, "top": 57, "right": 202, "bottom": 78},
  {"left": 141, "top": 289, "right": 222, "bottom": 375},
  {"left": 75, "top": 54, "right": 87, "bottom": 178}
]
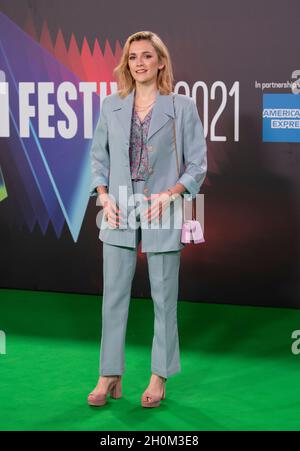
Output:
[
  {"left": 113, "top": 89, "right": 135, "bottom": 145},
  {"left": 147, "top": 89, "right": 175, "bottom": 142},
  {"left": 112, "top": 87, "right": 175, "bottom": 145}
]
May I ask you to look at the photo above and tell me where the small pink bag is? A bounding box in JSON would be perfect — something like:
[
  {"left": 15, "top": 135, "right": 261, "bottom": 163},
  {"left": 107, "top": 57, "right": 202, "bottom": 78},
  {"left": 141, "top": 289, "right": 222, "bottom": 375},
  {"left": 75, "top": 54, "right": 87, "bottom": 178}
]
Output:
[
  {"left": 181, "top": 197, "right": 205, "bottom": 244},
  {"left": 181, "top": 220, "right": 205, "bottom": 244},
  {"left": 172, "top": 94, "right": 205, "bottom": 245}
]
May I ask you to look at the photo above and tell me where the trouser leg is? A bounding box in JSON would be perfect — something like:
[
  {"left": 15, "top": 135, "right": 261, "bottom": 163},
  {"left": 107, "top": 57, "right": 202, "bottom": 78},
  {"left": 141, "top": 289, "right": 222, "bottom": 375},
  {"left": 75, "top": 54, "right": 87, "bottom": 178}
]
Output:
[
  {"left": 146, "top": 250, "right": 182, "bottom": 378},
  {"left": 99, "top": 179, "right": 143, "bottom": 375},
  {"left": 99, "top": 241, "right": 138, "bottom": 375}
]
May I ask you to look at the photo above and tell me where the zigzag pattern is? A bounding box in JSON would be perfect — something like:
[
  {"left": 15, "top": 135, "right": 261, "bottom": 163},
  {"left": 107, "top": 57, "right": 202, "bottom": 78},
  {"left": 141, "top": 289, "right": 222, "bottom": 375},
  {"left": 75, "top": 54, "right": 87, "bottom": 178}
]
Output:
[{"left": 0, "top": 11, "right": 121, "bottom": 241}]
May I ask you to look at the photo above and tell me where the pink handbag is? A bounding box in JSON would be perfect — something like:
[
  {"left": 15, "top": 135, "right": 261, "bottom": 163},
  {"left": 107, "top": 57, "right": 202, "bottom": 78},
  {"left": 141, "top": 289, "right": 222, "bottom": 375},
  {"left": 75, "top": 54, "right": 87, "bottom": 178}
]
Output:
[
  {"left": 181, "top": 221, "right": 205, "bottom": 244},
  {"left": 180, "top": 198, "right": 205, "bottom": 244},
  {"left": 172, "top": 94, "right": 205, "bottom": 245}
]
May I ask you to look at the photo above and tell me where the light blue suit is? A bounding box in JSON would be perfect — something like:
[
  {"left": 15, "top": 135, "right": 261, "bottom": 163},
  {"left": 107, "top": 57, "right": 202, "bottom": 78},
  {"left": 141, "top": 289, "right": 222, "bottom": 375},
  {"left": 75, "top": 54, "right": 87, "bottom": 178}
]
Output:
[
  {"left": 90, "top": 88, "right": 207, "bottom": 253},
  {"left": 89, "top": 88, "right": 207, "bottom": 378}
]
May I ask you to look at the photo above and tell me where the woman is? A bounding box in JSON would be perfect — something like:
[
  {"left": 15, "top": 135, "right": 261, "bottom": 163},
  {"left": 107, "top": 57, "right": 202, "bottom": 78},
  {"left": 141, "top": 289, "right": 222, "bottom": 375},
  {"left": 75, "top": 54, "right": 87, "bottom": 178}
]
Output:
[{"left": 88, "top": 31, "right": 207, "bottom": 408}]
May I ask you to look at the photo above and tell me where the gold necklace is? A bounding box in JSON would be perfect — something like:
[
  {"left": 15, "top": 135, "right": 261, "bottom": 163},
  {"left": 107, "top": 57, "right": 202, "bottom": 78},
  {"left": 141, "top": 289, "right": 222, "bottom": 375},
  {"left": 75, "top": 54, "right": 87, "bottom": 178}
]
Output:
[{"left": 134, "top": 99, "right": 156, "bottom": 112}]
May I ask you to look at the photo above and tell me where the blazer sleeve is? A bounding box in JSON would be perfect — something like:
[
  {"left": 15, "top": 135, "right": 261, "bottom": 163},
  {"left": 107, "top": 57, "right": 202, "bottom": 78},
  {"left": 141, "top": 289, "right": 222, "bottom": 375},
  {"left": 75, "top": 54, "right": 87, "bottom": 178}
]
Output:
[
  {"left": 89, "top": 97, "right": 110, "bottom": 197},
  {"left": 176, "top": 98, "right": 207, "bottom": 199}
]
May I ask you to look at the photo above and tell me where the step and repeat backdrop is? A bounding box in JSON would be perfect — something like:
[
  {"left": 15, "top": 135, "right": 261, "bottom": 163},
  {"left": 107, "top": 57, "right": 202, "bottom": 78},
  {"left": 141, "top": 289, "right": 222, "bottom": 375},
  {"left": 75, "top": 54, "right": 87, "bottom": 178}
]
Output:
[{"left": 0, "top": 0, "right": 299, "bottom": 307}]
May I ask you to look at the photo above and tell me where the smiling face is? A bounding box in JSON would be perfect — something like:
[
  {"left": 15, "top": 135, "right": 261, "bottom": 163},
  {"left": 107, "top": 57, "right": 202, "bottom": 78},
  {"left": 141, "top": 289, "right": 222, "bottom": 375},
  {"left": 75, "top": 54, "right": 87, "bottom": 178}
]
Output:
[{"left": 127, "top": 39, "right": 165, "bottom": 87}]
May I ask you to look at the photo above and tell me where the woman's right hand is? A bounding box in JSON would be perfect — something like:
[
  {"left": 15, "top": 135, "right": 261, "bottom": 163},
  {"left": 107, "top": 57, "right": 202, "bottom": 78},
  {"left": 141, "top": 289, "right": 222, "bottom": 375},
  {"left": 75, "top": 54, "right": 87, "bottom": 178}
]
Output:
[{"left": 98, "top": 193, "right": 121, "bottom": 228}]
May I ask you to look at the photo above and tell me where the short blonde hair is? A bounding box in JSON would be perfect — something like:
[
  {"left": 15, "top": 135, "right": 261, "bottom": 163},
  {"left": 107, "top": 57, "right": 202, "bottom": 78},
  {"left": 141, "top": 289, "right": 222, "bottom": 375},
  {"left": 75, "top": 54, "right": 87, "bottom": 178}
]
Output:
[{"left": 113, "top": 31, "right": 174, "bottom": 98}]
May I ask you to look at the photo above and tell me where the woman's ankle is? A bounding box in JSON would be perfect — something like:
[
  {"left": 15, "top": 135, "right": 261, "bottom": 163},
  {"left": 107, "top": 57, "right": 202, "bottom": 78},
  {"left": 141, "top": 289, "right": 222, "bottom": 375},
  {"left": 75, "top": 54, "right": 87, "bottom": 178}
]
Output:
[{"left": 151, "top": 374, "right": 166, "bottom": 382}]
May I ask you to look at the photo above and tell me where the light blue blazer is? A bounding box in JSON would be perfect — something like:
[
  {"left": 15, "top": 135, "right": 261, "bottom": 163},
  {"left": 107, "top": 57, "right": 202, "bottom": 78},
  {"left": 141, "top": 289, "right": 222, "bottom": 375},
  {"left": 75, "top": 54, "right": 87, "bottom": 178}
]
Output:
[{"left": 89, "top": 88, "right": 207, "bottom": 252}]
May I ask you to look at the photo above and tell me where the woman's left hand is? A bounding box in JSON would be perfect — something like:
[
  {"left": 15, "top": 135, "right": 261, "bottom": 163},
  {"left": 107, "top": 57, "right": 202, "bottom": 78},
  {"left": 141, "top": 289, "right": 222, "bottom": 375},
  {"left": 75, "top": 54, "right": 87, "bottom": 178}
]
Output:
[{"left": 142, "top": 192, "right": 171, "bottom": 223}]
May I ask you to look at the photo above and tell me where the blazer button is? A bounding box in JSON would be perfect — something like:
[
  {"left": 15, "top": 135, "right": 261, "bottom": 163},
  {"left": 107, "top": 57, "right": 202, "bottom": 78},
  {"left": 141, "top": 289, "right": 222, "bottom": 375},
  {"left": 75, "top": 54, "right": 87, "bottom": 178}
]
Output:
[
  {"left": 148, "top": 167, "right": 153, "bottom": 174},
  {"left": 147, "top": 145, "right": 153, "bottom": 151}
]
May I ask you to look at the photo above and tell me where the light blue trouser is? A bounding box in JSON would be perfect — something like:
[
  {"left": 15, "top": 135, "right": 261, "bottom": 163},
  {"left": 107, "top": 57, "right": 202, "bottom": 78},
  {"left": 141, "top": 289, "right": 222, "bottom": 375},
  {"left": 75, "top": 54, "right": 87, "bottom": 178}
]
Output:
[{"left": 99, "top": 180, "right": 182, "bottom": 378}]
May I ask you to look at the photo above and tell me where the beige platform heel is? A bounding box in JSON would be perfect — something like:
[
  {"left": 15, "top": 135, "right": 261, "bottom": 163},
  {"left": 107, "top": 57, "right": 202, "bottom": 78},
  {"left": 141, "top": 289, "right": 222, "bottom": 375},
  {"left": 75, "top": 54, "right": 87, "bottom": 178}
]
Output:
[
  {"left": 141, "top": 377, "right": 167, "bottom": 408},
  {"left": 87, "top": 375, "right": 122, "bottom": 406}
]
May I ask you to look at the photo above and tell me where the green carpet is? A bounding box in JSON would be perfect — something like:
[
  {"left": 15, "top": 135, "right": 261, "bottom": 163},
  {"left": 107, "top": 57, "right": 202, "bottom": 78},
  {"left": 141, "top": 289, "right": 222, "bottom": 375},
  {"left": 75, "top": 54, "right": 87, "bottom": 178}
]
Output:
[{"left": 0, "top": 288, "right": 300, "bottom": 431}]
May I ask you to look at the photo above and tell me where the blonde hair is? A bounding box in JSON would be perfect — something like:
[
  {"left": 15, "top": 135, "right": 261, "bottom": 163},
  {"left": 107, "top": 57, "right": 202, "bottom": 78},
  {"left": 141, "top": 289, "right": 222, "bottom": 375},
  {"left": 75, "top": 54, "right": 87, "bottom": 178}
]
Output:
[{"left": 113, "top": 31, "right": 174, "bottom": 98}]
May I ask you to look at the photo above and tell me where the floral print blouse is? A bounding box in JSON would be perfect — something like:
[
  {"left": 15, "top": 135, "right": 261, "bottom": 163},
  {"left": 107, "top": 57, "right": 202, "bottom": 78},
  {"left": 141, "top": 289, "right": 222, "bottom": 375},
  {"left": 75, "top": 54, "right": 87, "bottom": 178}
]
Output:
[{"left": 129, "top": 105, "right": 153, "bottom": 180}]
